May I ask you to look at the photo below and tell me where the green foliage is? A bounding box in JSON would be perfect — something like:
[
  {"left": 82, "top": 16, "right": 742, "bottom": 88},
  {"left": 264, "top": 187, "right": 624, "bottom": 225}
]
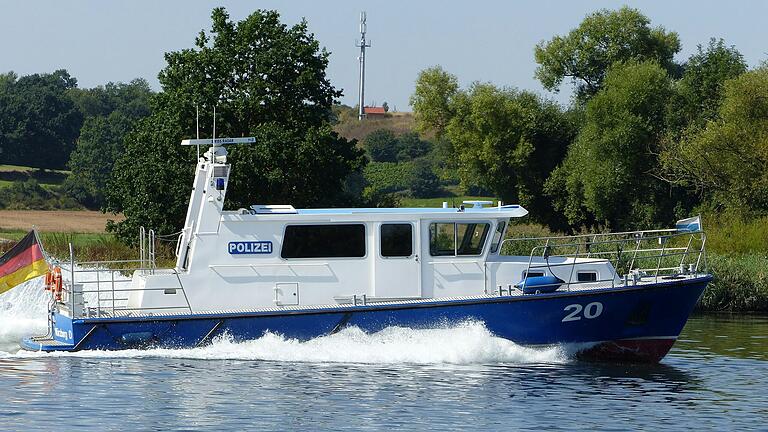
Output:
[
  {"left": 704, "top": 211, "right": 768, "bottom": 255},
  {"left": 0, "top": 179, "right": 80, "bottom": 210},
  {"left": 105, "top": 106, "right": 193, "bottom": 242},
  {"left": 66, "top": 112, "right": 141, "bottom": 208},
  {"left": 226, "top": 123, "right": 365, "bottom": 210},
  {"left": 699, "top": 253, "right": 768, "bottom": 311},
  {"left": 534, "top": 6, "right": 681, "bottom": 101},
  {"left": 546, "top": 61, "right": 674, "bottom": 229},
  {"left": 396, "top": 132, "right": 432, "bottom": 161},
  {"left": 362, "top": 129, "right": 432, "bottom": 163},
  {"left": 66, "top": 79, "right": 153, "bottom": 208},
  {"left": 363, "top": 161, "right": 413, "bottom": 197},
  {"left": 363, "top": 129, "right": 399, "bottom": 162},
  {"left": 661, "top": 67, "right": 768, "bottom": 212},
  {"left": 443, "top": 83, "right": 575, "bottom": 229},
  {"left": 105, "top": 8, "right": 364, "bottom": 243},
  {"left": 410, "top": 66, "right": 459, "bottom": 137},
  {"left": 0, "top": 70, "right": 83, "bottom": 169},
  {"left": 669, "top": 39, "right": 747, "bottom": 130},
  {"left": 408, "top": 158, "right": 441, "bottom": 198},
  {"left": 67, "top": 79, "right": 152, "bottom": 120}
]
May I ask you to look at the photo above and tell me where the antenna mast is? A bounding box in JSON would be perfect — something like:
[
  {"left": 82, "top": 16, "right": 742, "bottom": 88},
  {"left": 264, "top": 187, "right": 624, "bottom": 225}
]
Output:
[
  {"left": 195, "top": 104, "right": 200, "bottom": 160},
  {"left": 356, "top": 12, "right": 371, "bottom": 121}
]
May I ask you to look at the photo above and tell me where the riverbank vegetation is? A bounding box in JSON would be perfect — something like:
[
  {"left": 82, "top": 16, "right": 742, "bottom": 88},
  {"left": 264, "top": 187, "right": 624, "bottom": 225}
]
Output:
[{"left": 1, "top": 6, "right": 766, "bottom": 310}]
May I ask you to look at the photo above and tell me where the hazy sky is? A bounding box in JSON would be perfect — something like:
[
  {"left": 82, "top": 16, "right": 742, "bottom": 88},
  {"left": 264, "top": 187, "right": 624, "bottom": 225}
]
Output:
[{"left": 1, "top": 1, "right": 766, "bottom": 110}]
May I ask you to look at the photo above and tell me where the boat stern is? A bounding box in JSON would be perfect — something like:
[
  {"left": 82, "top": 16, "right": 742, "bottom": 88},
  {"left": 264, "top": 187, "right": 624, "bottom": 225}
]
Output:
[{"left": 21, "top": 311, "right": 77, "bottom": 352}]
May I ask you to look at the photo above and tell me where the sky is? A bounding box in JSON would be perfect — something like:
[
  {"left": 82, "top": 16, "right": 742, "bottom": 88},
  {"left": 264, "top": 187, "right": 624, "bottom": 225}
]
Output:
[{"left": 1, "top": 1, "right": 766, "bottom": 110}]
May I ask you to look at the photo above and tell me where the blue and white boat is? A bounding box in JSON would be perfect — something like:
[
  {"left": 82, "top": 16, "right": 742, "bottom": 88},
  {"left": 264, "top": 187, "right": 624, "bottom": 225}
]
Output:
[{"left": 22, "top": 138, "right": 711, "bottom": 362}]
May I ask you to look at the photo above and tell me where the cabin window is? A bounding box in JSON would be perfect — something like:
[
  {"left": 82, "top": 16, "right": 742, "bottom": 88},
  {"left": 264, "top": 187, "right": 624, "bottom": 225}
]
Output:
[
  {"left": 430, "top": 223, "right": 455, "bottom": 256},
  {"left": 281, "top": 224, "right": 366, "bottom": 259},
  {"left": 490, "top": 221, "right": 507, "bottom": 253},
  {"left": 577, "top": 271, "right": 598, "bottom": 282},
  {"left": 522, "top": 271, "right": 545, "bottom": 279},
  {"left": 380, "top": 224, "right": 413, "bottom": 258},
  {"left": 429, "top": 222, "right": 490, "bottom": 256}
]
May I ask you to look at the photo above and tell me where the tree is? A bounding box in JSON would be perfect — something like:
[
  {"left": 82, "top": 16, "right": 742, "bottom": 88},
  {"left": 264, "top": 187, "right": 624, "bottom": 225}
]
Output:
[
  {"left": 660, "top": 67, "right": 768, "bottom": 212},
  {"left": 382, "top": 101, "right": 389, "bottom": 112},
  {"left": 534, "top": 7, "right": 680, "bottom": 101},
  {"left": 68, "top": 79, "right": 153, "bottom": 120},
  {"left": 105, "top": 8, "right": 365, "bottom": 242},
  {"left": 65, "top": 113, "right": 136, "bottom": 208},
  {"left": 396, "top": 132, "right": 432, "bottom": 162},
  {"left": 546, "top": 61, "right": 674, "bottom": 229},
  {"left": 410, "top": 66, "right": 459, "bottom": 137},
  {"left": 66, "top": 79, "right": 154, "bottom": 208},
  {"left": 363, "top": 129, "right": 399, "bottom": 162},
  {"left": 408, "top": 158, "right": 441, "bottom": 198},
  {"left": 0, "top": 70, "right": 83, "bottom": 168},
  {"left": 667, "top": 39, "right": 747, "bottom": 132},
  {"left": 444, "top": 83, "right": 575, "bottom": 229}
]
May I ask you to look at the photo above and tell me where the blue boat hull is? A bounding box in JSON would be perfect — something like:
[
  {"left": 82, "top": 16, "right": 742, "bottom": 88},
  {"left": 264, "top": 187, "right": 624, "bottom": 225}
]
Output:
[{"left": 21, "top": 276, "right": 711, "bottom": 362}]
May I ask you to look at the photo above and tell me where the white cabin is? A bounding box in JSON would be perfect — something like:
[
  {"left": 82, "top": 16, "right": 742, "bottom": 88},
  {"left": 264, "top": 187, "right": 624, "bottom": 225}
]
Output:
[{"left": 125, "top": 143, "right": 618, "bottom": 314}]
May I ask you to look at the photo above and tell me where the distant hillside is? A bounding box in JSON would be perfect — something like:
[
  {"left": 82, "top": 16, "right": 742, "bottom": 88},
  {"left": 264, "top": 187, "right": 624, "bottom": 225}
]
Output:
[{"left": 333, "top": 105, "right": 419, "bottom": 142}]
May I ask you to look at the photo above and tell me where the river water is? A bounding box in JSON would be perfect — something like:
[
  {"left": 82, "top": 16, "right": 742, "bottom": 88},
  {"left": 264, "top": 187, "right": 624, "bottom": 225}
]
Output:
[{"left": 0, "top": 276, "right": 766, "bottom": 431}]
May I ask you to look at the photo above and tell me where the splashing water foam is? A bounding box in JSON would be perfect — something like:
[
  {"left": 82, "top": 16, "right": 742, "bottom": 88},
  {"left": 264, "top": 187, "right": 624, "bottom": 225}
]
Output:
[
  {"left": 0, "top": 275, "right": 49, "bottom": 350},
  {"left": 0, "top": 269, "right": 569, "bottom": 365},
  {"left": 8, "top": 323, "right": 568, "bottom": 365}
]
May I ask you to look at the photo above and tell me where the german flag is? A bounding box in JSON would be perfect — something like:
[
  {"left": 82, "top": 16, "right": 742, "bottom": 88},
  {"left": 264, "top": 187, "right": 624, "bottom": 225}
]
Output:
[{"left": 0, "top": 231, "right": 48, "bottom": 294}]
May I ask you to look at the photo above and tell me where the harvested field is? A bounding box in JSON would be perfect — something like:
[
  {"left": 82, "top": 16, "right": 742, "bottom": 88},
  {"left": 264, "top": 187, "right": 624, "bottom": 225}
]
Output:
[{"left": 0, "top": 210, "right": 122, "bottom": 233}]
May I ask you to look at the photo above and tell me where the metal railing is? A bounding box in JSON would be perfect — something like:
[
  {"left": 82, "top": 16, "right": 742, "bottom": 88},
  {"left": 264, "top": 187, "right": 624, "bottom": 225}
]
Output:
[
  {"left": 52, "top": 227, "right": 192, "bottom": 319},
  {"left": 497, "top": 228, "right": 707, "bottom": 293}
]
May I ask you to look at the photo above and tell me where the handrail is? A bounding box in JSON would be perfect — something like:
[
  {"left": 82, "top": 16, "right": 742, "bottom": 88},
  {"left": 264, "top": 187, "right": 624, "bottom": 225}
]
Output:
[{"left": 498, "top": 229, "right": 707, "bottom": 293}]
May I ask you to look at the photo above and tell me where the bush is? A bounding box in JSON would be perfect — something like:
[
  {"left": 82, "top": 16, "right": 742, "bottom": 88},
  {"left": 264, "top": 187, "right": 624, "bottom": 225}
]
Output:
[
  {"left": 703, "top": 211, "right": 768, "bottom": 255},
  {"left": 362, "top": 161, "right": 413, "bottom": 198},
  {"left": 699, "top": 253, "right": 768, "bottom": 311},
  {"left": 363, "top": 129, "right": 399, "bottom": 162},
  {"left": 409, "top": 158, "right": 441, "bottom": 198},
  {"left": 0, "top": 180, "right": 81, "bottom": 210},
  {"left": 396, "top": 132, "right": 432, "bottom": 161}
]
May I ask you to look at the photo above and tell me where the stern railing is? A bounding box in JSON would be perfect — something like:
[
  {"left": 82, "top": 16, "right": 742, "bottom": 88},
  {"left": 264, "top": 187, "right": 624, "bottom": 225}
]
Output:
[{"left": 51, "top": 227, "right": 191, "bottom": 319}]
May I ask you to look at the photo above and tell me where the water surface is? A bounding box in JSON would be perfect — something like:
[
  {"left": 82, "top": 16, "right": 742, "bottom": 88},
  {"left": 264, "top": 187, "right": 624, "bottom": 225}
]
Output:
[{"left": 0, "top": 277, "right": 766, "bottom": 431}]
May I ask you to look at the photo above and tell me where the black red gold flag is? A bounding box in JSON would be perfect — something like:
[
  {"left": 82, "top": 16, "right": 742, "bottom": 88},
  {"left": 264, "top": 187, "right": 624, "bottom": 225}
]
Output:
[{"left": 0, "top": 231, "right": 47, "bottom": 294}]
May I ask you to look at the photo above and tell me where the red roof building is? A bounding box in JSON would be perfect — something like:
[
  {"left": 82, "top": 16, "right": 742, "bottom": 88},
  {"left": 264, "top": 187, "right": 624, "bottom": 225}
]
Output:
[{"left": 364, "top": 106, "right": 387, "bottom": 116}]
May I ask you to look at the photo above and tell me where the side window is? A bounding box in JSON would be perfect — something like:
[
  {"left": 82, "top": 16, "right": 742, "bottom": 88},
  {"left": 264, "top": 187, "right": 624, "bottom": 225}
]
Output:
[
  {"left": 429, "top": 222, "right": 490, "bottom": 256},
  {"left": 457, "top": 223, "right": 490, "bottom": 255},
  {"left": 577, "top": 271, "right": 598, "bottom": 282},
  {"left": 490, "top": 221, "right": 507, "bottom": 253},
  {"left": 429, "top": 223, "right": 455, "bottom": 256},
  {"left": 381, "top": 224, "right": 413, "bottom": 258},
  {"left": 281, "top": 224, "right": 366, "bottom": 259},
  {"left": 523, "top": 271, "right": 545, "bottom": 279}
]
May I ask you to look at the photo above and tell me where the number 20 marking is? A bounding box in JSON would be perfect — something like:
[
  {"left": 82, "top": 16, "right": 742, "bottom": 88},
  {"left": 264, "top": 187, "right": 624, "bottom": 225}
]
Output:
[{"left": 562, "top": 302, "right": 603, "bottom": 322}]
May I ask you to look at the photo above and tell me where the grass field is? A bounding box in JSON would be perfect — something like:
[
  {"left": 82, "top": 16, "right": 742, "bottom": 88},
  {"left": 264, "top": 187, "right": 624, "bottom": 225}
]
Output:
[
  {"left": 0, "top": 210, "right": 121, "bottom": 232},
  {"left": 335, "top": 112, "right": 421, "bottom": 142}
]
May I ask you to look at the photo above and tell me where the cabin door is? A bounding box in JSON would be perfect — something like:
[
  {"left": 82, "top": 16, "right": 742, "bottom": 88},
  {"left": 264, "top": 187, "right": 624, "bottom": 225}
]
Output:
[{"left": 373, "top": 222, "right": 422, "bottom": 298}]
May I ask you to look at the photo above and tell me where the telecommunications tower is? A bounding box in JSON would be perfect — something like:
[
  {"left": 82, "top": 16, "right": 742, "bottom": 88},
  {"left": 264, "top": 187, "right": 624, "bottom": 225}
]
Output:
[{"left": 356, "top": 12, "right": 371, "bottom": 121}]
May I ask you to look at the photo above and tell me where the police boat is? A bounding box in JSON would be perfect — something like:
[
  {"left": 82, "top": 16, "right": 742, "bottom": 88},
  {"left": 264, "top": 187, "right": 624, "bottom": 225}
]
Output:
[{"left": 21, "top": 137, "right": 711, "bottom": 362}]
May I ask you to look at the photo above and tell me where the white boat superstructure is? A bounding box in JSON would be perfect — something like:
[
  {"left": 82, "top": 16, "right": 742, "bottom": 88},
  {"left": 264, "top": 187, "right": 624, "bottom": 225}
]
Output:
[{"left": 107, "top": 140, "right": 618, "bottom": 315}]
